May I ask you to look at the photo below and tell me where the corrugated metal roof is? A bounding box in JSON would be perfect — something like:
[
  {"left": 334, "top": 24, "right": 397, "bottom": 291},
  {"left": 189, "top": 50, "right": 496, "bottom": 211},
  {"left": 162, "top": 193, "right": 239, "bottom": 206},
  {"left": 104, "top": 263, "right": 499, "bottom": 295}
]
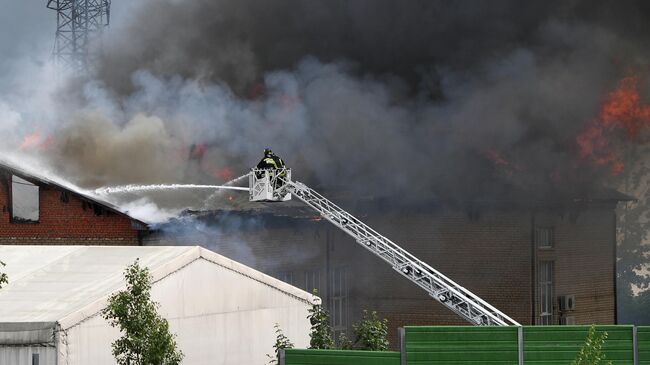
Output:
[{"left": 0, "top": 245, "right": 318, "bottom": 327}]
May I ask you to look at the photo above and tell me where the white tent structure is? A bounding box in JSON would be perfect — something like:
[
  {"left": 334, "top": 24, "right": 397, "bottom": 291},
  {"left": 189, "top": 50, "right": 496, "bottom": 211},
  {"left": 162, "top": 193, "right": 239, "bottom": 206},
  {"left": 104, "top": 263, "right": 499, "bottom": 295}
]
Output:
[{"left": 0, "top": 245, "right": 317, "bottom": 365}]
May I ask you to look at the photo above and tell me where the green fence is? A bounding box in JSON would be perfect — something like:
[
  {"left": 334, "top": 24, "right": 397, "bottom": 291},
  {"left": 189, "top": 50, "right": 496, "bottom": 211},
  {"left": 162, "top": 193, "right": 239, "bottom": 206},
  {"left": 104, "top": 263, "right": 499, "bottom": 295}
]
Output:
[
  {"left": 283, "top": 349, "right": 400, "bottom": 365},
  {"left": 523, "top": 326, "right": 634, "bottom": 365},
  {"left": 404, "top": 326, "right": 519, "bottom": 364},
  {"left": 639, "top": 326, "right": 650, "bottom": 364},
  {"left": 282, "top": 326, "right": 650, "bottom": 365}
]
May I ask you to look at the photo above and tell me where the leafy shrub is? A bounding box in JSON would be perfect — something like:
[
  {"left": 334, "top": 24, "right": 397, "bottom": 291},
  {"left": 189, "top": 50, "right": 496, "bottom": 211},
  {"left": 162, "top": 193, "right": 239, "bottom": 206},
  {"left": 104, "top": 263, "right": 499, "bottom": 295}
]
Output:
[
  {"left": 267, "top": 323, "right": 294, "bottom": 364},
  {"left": 572, "top": 325, "right": 612, "bottom": 365},
  {"left": 352, "top": 310, "right": 389, "bottom": 351},
  {"left": 307, "top": 289, "right": 334, "bottom": 349}
]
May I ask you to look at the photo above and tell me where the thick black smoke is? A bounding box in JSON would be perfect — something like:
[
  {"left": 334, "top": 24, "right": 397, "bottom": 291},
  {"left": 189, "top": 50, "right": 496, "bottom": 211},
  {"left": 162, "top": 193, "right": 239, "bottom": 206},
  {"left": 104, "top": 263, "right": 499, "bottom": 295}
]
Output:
[
  {"left": 96, "top": 0, "right": 650, "bottom": 95},
  {"left": 2, "top": 0, "right": 649, "bottom": 324},
  {"left": 11, "top": 0, "right": 650, "bottom": 208}
]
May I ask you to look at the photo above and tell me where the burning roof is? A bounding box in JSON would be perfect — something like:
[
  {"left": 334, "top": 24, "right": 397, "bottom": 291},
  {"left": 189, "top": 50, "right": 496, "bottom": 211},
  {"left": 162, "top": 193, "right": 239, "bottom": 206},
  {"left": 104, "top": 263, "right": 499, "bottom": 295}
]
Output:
[{"left": 0, "top": 155, "right": 148, "bottom": 228}]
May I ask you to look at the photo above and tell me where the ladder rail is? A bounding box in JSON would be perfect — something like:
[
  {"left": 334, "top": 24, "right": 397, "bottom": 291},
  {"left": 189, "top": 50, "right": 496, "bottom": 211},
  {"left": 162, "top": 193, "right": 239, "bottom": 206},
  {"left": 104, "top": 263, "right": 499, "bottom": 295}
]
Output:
[{"left": 283, "top": 179, "right": 521, "bottom": 326}]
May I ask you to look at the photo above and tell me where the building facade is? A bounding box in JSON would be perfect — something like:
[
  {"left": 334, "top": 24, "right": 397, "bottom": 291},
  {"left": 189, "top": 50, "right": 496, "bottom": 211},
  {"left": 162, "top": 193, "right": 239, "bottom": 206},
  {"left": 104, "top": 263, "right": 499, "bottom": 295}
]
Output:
[
  {"left": 148, "top": 196, "right": 624, "bottom": 346},
  {"left": 0, "top": 163, "right": 147, "bottom": 245}
]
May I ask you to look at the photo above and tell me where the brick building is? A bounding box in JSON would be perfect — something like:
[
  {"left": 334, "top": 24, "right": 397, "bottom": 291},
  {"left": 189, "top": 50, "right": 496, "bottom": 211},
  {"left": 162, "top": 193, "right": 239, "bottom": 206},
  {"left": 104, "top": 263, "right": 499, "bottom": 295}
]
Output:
[
  {"left": 6, "top": 155, "right": 625, "bottom": 343},
  {"left": 148, "top": 191, "right": 630, "bottom": 345},
  {"left": 0, "top": 161, "right": 147, "bottom": 245}
]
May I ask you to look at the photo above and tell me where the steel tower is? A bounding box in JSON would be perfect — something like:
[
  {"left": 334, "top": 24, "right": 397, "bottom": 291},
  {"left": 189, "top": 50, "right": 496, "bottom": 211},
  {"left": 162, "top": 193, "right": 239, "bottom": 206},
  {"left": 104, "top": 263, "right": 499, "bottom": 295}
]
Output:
[{"left": 46, "top": 0, "right": 111, "bottom": 72}]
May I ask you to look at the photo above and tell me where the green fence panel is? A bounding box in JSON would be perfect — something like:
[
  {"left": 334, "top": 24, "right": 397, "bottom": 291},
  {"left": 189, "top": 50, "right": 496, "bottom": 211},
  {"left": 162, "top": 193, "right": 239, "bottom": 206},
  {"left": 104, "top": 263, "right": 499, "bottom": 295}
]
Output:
[
  {"left": 284, "top": 349, "right": 400, "bottom": 365},
  {"left": 404, "top": 326, "right": 519, "bottom": 364},
  {"left": 523, "top": 325, "right": 634, "bottom": 365},
  {"left": 639, "top": 326, "right": 650, "bottom": 364}
]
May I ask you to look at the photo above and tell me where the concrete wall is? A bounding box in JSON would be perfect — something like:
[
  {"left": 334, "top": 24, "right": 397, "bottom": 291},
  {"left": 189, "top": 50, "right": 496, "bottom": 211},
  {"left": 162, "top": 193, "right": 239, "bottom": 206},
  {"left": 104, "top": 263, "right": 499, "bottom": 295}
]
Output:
[{"left": 0, "top": 174, "right": 141, "bottom": 245}]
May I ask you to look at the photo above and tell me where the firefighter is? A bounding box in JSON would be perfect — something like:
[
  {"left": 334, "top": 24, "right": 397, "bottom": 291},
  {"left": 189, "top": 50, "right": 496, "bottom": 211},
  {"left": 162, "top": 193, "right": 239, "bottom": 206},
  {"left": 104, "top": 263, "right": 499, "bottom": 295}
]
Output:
[
  {"left": 257, "top": 148, "right": 279, "bottom": 170},
  {"left": 256, "top": 148, "right": 287, "bottom": 193}
]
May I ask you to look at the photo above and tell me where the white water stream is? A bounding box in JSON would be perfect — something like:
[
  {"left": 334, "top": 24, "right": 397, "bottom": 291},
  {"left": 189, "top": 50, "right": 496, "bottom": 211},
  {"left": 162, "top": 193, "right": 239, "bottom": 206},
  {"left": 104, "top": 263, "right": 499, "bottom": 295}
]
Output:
[{"left": 94, "top": 172, "right": 251, "bottom": 195}]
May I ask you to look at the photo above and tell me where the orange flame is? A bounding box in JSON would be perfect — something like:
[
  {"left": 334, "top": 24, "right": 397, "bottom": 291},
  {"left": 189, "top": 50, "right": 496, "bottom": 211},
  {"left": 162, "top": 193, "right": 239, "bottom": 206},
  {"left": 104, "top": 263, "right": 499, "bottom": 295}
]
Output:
[
  {"left": 215, "top": 167, "right": 234, "bottom": 181},
  {"left": 19, "top": 132, "right": 41, "bottom": 150},
  {"left": 601, "top": 77, "right": 650, "bottom": 137},
  {"left": 576, "top": 76, "right": 650, "bottom": 176}
]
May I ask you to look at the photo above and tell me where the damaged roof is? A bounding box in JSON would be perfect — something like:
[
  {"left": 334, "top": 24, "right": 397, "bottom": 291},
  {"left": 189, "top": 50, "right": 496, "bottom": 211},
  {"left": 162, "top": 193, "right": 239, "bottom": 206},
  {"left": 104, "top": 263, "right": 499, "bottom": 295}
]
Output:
[{"left": 0, "top": 156, "right": 148, "bottom": 228}]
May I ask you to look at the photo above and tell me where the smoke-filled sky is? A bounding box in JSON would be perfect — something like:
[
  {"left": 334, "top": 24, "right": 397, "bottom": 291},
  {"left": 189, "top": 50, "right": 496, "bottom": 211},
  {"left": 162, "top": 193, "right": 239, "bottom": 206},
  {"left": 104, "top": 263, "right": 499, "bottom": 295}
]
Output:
[{"left": 2, "top": 0, "right": 650, "bottom": 215}]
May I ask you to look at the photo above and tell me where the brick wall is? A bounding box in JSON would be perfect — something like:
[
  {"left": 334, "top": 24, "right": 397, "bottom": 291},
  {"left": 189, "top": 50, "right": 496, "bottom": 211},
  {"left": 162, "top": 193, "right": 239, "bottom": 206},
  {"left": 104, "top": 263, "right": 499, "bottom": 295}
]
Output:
[
  {"left": 0, "top": 176, "right": 141, "bottom": 245},
  {"left": 535, "top": 207, "right": 616, "bottom": 325},
  {"left": 147, "top": 203, "right": 617, "bottom": 348}
]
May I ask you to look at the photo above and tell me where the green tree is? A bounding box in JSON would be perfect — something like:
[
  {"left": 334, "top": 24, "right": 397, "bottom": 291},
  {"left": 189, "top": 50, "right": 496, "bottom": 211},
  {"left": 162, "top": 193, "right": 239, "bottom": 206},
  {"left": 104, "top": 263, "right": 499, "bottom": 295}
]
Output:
[
  {"left": 572, "top": 325, "right": 612, "bottom": 365},
  {"left": 266, "top": 323, "right": 293, "bottom": 365},
  {"left": 337, "top": 332, "right": 354, "bottom": 350},
  {"left": 307, "top": 289, "right": 334, "bottom": 349},
  {"left": 0, "top": 260, "right": 7, "bottom": 289},
  {"left": 351, "top": 310, "right": 389, "bottom": 351},
  {"left": 101, "top": 259, "right": 184, "bottom": 365}
]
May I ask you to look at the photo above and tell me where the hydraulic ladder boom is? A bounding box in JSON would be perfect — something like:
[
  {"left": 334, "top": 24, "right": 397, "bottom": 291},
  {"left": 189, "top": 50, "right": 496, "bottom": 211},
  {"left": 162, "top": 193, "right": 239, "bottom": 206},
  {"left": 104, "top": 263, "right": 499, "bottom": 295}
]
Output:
[{"left": 250, "top": 169, "right": 521, "bottom": 326}]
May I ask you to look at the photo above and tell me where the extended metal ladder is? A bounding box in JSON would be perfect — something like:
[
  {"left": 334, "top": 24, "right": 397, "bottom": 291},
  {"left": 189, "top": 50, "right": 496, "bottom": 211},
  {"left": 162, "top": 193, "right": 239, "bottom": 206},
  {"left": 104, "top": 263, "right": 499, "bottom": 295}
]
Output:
[{"left": 251, "top": 169, "right": 521, "bottom": 326}]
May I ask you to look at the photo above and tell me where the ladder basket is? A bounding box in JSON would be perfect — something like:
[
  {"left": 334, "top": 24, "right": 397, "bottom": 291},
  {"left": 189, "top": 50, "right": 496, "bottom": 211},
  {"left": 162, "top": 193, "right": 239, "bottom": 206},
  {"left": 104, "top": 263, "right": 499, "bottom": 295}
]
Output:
[{"left": 249, "top": 168, "right": 292, "bottom": 202}]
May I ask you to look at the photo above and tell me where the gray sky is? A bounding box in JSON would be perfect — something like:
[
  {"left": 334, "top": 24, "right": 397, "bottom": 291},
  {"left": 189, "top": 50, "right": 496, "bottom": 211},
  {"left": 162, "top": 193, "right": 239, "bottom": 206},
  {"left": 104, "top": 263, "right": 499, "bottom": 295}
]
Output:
[
  {"left": 0, "top": 2, "right": 54, "bottom": 70},
  {"left": 0, "top": 1, "right": 136, "bottom": 79}
]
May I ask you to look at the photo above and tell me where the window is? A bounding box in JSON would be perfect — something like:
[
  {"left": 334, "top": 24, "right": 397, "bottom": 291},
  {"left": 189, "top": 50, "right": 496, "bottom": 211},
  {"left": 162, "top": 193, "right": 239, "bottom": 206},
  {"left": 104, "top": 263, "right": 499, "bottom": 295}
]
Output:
[
  {"left": 303, "top": 270, "right": 322, "bottom": 295},
  {"left": 11, "top": 175, "right": 39, "bottom": 223},
  {"left": 535, "top": 227, "right": 554, "bottom": 249},
  {"left": 330, "top": 267, "right": 349, "bottom": 340},
  {"left": 539, "top": 261, "right": 554, "bottom": 325}
]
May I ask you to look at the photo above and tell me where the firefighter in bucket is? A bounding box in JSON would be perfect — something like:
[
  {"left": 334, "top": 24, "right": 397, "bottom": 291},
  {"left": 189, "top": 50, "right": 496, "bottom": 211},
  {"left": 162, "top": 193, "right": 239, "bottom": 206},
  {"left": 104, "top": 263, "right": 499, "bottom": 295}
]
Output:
[{"left": 256, "top": 148, "right": 287, "bottom": 191}]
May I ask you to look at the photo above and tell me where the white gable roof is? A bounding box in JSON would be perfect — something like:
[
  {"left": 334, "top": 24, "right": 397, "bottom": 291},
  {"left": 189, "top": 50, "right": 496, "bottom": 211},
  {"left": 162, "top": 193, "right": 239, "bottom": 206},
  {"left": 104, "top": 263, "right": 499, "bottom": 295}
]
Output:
[{"left": 0, "top": 245, "right": 318, "bottom": 328}]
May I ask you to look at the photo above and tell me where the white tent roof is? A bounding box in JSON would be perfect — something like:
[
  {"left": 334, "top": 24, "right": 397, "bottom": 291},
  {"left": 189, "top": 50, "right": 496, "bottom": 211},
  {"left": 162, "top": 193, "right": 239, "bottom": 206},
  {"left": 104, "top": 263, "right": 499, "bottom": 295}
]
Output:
[{"left": 0, "top": 245, "right": 317, "bottom": 329}]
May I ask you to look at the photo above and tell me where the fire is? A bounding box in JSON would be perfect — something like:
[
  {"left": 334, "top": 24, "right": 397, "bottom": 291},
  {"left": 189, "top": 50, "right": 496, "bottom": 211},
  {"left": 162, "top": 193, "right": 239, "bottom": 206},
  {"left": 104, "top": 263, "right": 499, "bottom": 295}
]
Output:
[
  {"left": 189, "top": 143, "right": 207, "bottom": 160},
  {"left": 483, "top": 149, "right": 522, "bottom": 177},
  {"left": 215, "top": 167, "right": 234, "bottom": 181},
  {"left": 576, "top": 76, "right": 650, "bottom": 176},
  {"left": 600, "top": 77, "right": 650, "bottom": 138},
  {"left": 19, "top": 132, "right": 52, "bottom": 151},
  {"left": 19, "top": 132, "right": 42, "bottom": 150}
]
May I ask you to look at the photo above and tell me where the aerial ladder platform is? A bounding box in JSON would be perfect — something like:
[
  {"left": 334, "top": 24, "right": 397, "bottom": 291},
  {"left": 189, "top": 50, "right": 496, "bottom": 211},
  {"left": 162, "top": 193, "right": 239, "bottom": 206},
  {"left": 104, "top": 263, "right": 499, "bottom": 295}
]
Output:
[{"left": 245, "top": 168, "right": 520, "bottom": 326}]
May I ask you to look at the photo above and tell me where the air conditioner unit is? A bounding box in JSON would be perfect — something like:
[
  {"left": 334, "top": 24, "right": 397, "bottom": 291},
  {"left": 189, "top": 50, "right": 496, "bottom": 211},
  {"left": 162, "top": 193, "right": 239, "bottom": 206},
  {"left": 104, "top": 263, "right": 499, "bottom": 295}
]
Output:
[
  {"left": 560, "top": 316, "right": 576, "bottom": 325},
  {"left": 559, "top": 295, "right": 576, "bottom": 312}
]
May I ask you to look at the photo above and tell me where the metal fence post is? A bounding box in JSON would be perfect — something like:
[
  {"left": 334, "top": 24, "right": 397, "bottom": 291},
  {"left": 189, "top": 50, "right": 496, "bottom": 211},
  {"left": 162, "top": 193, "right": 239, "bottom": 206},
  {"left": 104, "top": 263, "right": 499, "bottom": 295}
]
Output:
[
  {"left": 633, "top": 326, "right": 638, "bottom": 365},
  {"left": 279, "top": 348, "right": 286, "bottom": 365},
  {"left": 518, "top": 326, "right": 524, "bottom": 365},
  {"left": 399, "top": 327, "right": 407, "bottom": 365}
]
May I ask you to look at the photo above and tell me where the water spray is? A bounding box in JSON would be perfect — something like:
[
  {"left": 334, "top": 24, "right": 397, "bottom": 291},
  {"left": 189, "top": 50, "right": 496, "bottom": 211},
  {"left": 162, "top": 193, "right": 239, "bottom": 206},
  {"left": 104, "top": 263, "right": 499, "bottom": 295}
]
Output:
[{"left": 95, "top": 173, "right": 251, "bottom": 196}]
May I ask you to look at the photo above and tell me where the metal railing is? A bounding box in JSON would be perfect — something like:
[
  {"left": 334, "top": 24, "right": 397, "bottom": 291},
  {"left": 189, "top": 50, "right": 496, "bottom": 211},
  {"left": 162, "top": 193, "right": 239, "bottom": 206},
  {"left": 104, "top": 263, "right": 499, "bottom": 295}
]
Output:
[{"left": 277, "top": 178, "right": 520, "bottom": 326}]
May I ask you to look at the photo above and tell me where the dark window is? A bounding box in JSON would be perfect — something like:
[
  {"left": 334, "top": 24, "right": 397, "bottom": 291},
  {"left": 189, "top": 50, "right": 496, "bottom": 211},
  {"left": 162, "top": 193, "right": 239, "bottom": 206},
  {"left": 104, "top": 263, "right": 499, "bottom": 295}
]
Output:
[
  {"left": 11, "top": 175, "right": 39, "bottom": 223},
  {"left": 535, "top": 227, "right": 554, "bottom": 249},
  {"left": 303, "top": 269, "right": 322, "bottom": 295},
  {"left": 32, "top": 353, "right": 39, "bottom": 365},
  {"left": 539, "top": 261, "right": 554, "bottom": 325},
  {"left": 330, "top": 266, "right": 348, "bottom": 340}
]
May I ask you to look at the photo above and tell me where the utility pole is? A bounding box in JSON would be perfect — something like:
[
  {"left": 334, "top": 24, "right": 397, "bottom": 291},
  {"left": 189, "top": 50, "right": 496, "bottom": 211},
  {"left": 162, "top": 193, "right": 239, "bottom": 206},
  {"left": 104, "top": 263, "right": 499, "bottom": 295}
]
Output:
[{"left": 46, "top": 0, "right": 111, "bottom": 73}]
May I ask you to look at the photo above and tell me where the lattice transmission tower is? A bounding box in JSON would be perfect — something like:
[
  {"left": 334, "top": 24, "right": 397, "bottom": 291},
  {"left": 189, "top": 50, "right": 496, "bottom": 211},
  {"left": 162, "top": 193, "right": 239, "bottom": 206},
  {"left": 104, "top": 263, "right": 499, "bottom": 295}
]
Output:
[{"left": 46, "top": 0, "right": 111, "bottom": 72}]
